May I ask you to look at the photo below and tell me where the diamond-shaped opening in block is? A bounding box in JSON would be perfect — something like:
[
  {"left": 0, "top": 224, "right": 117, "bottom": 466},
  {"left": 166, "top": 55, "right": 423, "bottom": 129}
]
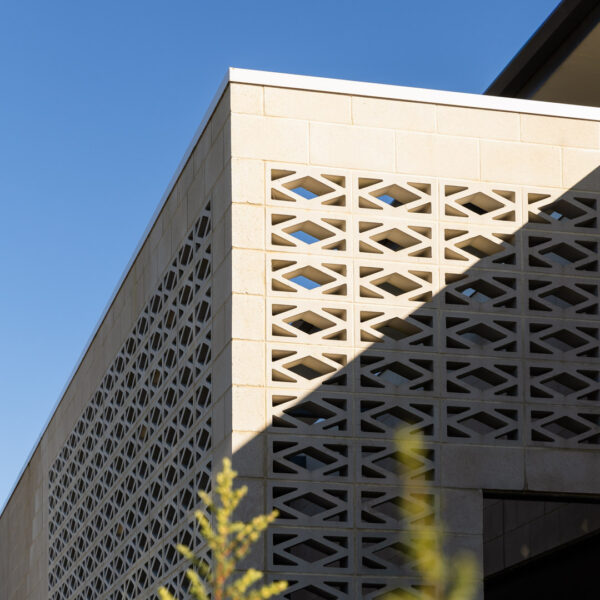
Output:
[
  {"left": 374, "top": 184, "right": 420, "bottom": 207},
  {"left": 287, "top": 585, "right": 338, "bottom": 600},
  {"left": 458, "top": 279, "right": 502, "bottom": 303},
  {"left": 371, "top": 228, "right": 419, "bottom": 252},
  {"left": 372, "top": 273, "right": 420, "bottom": 296},
  {"left": 370, "top": 405, "right": 426, "bottom": 429},
  {"left": 457, "top": 192, "right": 503, "bottom": 215},
  {"left": 286, "top": 357, "right": 336, "bottom": 380},
  {"left": 283, "top": 401, "right": 335, "bottom": 425},
  {"left": 369, "top": 540, "right": 411, "bottom": 566},
  {"left": 285, "top": 311, "right": 335, "bottom": 334},
  {"left": 371, "top": 361, "right": 420, "bottom": 386},
  {"left": 542, "top": 372, "right": 588, "bottom": 394},
  {"left": 541, "top": 198, "right": 586, "bottom": 221},
  {"left": 542, "top": 416, "right": 590, "bottom": 439},
  {"left": 458, "top": 411, "right": 506, "bottom": 434},
  {"left": 287, "top": 447, "right": 336, "bottom": 471},
  {"left": 286, "top": 539, "right": 337, "bottom": 562},
  {"left": 542, "top": 329, "right": 587, "bottom": 351},
  {"left": 284, "top": 176, "right": 334, "bottom": 199},
  {"left": 286, "top": 492, "right": 336, "bottom": 516},
  {"left": 459, "top": 323, "right": 504, "bottom": 345},
  {"left": 286, "top": 266, "right": 335, "bottom": 290},
  {"left": 285, "top": 221, "right": 335, "bottom": 245},
  {"left": 459, "top": 367, "right": 506, "bottom": 390},
  {"left": 541, "top": 285, "right": 586, "bottom": 308},
  {"left": 541, "top": 243, "right": 586, "bottom": 265},
  {"left": 457, "top": 235, "right": 505, "bottom": 258},
  {"left": 373, "top": 318, "right": 421, "bottom": 341}
]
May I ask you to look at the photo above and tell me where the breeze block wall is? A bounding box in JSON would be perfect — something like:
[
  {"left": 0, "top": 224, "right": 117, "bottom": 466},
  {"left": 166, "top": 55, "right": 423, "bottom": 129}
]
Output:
[
  {"left": 2, "top": 72, "right": 600, "bottom": 600},
  {"left": 226, "top": 80, "right": 600, "bottom": 599},
  {"left": 0, "top": 85, "right": 232, "bottom": 600}
]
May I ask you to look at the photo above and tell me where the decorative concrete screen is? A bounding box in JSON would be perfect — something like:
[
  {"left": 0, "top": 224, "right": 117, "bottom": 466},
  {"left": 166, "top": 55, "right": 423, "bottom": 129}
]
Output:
[{"left": 2, "top": 69, "right": 600, "bottom": 600}]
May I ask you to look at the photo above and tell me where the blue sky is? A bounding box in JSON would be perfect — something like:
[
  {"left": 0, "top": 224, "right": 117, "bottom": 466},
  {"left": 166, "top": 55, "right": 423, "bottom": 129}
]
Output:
[{"left": 0, "top": 0, "right": 559, "bottom": 508}]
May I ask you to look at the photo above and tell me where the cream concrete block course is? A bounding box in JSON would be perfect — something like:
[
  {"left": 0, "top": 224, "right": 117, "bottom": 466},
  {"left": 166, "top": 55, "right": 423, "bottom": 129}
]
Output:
[
  {"left": 231, "top": 113, "right": 308, "bottom": 162},
  {"left": 212, "top": 342, "right": 232, "bottom": 400},
  {"left": 170, "top": 201, "right": 187, "bottom": 249},
  {"left": 562, "top": 147, "right": 600, "bottom": 190},
  {"left": 211, "top": 396, "right": 226, "bottom": 447},
  {"left": 232, "top": 294, "right": 265, "bottom": 341},
  {"left": 211, "top": 213, "right": 231, "bottom": 272},
  {"left": 211, "top": 165, "right": 233, "bottom": 226},
  {"left": 232, "top": 158, "right": 265, "bottom": 204},
  {"left": 193, "top": 124, "right": 212, "bottom": 173},
  {"left": 232, "top": 250, "right": 265, "bottom": 295},
  {"left": 186, "top": 183, "right": 206, "bottom": 229},
  {"left": 310, "top": 122, "right": 394, "bottom": 171},
  {"left": 441, "top": 445, "right": 524, "bottom": 489},
  {"left": 205, "top": 131, "right": 224, "bottom": 192},
  {"left": 212, "top": 300, "right": 231, "bottom": 357},
  {"left": 156, "top": 228, "right": 172, "bottom": 276},
  {"left": 232, "top": 340, "right": 265, "bottom": 387},
  {"left": 231, "top": 430, "right": 265, "bottom": 478},
  {"left": 352, "top": 96, "right": 436, "bottom": 131},
  {"left": 437, "top": 105, "right": 520, "bottom": 140},
  {"left": 396, "top": 131, "right": 479, "bottom": 179},
  {"left": 265, "top": 87, "right": 351, "bottom": 123},
  {"left": 526, "top": 449, "right": 600, "bottom": 494},
  {"left": 223, "top": 120, "right": 231, "bottom": 165},
  {"left": 481, "top": 140, "right": 561, "bottom": 186},
  {"left": 521, "top": 114, "right": 599, "bottom": 148},
  {"left": 231, "top": 83, "right": 263, "bottom": 115},
  {"left": 232, "top": 203, "right": 264, "bottom": 250},
  {"left": 212, "top": 252, "right": 232, "bottom": 309},
  {"left": 231, "top": 386, "right": 267, "bottom": 432},
  {"left": 211, "top": 87, "right": 231, "bottom": 140},
  {"left": 442, "top": 489, "right": 483, "bottom": 534}
]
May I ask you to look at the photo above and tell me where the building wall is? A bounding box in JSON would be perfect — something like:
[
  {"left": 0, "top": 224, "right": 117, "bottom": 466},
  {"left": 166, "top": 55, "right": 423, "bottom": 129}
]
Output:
[
  {"left": 227, "top": 82, "right": 600, "bottom": 598},
  {"left": 0, "top": 87, "right": 231, "bottom": 600},
  {"left": 2, "top": 74, "right": 600, "bottom": 600}
]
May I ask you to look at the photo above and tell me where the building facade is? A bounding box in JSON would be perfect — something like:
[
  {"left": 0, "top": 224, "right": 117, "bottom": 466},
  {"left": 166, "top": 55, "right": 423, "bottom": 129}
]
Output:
[{"left": 2, "top": 69, "right": 600, "bottom": 600}]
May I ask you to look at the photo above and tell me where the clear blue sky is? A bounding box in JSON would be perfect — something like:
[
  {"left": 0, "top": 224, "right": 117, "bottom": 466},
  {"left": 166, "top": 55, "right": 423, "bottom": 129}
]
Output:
[{"left": 0, "top": 0, "right": 559, "bottom": 508}]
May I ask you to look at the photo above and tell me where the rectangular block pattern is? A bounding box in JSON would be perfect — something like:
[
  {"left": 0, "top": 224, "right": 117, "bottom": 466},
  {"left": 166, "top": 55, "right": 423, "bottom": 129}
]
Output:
[
  {"left": 264, "top": 164, "right": 600, "bottom": 597},
  {"left": 47, "top": 202, "right": 213, "bottom": 600}
]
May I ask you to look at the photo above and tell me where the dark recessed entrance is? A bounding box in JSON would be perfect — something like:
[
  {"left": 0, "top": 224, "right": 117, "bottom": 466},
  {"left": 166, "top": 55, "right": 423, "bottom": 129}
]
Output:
[{"left": 483, "top": 493, "right": 600, "bottom": 600}]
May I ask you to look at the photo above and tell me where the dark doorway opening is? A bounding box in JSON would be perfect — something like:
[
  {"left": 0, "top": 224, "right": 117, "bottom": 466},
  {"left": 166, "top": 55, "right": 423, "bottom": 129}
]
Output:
[{"left": 483, "top": 493, "right": 600, "bottom": 600}]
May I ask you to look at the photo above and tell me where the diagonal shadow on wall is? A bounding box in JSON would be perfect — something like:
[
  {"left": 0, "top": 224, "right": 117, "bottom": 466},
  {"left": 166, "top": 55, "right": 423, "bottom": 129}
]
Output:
[{"left": 230, "top": 164, "right": 600, "bottom": 600}]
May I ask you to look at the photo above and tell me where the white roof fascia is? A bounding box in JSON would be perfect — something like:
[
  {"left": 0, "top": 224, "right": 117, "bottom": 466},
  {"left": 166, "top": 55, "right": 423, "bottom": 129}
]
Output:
[{"left": 230, "top": 67, "right": 600, "bottom": 121}]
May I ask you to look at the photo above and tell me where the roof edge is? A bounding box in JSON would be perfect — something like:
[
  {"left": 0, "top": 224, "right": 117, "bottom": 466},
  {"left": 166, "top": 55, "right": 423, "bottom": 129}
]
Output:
[
  {"left": 485, "top": 0, "right": 599, "bottom": 97},
  {"left": 230, "top": 67, "right": 600, "bottom": 120}
]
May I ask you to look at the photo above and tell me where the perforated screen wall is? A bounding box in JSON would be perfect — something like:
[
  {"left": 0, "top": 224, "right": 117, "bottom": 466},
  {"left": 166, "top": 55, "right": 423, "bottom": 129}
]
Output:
[{"left": 48, "top": 203, "right": 212, "bottom": 600}]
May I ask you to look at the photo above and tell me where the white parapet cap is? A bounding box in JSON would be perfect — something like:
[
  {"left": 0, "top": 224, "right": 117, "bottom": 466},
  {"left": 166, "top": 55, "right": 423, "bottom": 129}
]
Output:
[
  {"left": 231, "top": 67, "right": 600, "bottom": 121},
  {"left": 3, "top": 67, "right": 600, "bottom": 517}
]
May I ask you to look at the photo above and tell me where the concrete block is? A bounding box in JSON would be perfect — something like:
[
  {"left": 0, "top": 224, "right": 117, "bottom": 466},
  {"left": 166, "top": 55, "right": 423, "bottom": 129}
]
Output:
[
  {"left": 266, "top": 86, "right": 351, "bottom": 123},
  {"left": 562, "top": 147, "right": 600, "bottom": 190},
  {"left": 310, "top": 122, "right": 395, "bottom": 171},
  {"left": 396, "top": 131, "right": 479, "bottom": 179},
  {"left": 231, "top": 113, "right": 308, "bottom": 162},
  {"left": 352, "top": 96, "right": 435, "bottom": 131},
  {"left": 525, "top": 448, "right": 600, "bottom": 494},
  {"left": 437, "top": 105, "right": 520, "bottom": 140},
  {"left": 230, "top": 82, "right": 263, "bottom": 115},
  {"left": 231, "top": 293, "right": 265, "bottom": 341},
  {"left": 481, "top": 140, "right": 561, "bottom": 186},
  {"left": 231, "top": 385, "right": 267, "bottom": 432},
  {"left": 440, "top": 445, "right": 525, "bottom": 489},
  {"left": 521, "top": 114, "right": 599, "bottom": 148}
]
